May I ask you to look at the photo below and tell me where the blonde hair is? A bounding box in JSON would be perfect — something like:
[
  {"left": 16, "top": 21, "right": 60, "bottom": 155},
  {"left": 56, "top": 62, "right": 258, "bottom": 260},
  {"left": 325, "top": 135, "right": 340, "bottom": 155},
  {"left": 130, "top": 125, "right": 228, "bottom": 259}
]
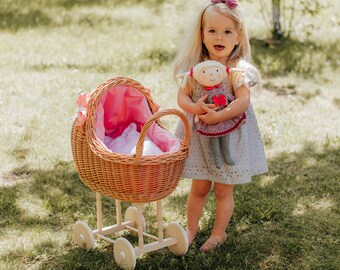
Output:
[{"left": 173, "top": 0, "right": 252, "bottom": 80}]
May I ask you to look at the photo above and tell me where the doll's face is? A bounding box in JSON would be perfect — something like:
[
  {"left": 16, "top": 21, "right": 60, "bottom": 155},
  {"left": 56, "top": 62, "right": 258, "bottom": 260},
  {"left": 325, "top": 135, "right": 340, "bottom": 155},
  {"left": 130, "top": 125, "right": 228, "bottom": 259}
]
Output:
[{"left": 195, "top": 65, "right": 225, "bottom": 87}]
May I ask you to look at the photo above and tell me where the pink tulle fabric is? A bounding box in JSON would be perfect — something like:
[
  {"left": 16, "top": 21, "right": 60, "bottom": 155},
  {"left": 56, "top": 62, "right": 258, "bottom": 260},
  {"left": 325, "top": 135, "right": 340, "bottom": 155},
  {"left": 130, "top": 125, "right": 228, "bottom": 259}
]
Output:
[{"left": 94, "top": 86, "right": 180, "bottom": 154}]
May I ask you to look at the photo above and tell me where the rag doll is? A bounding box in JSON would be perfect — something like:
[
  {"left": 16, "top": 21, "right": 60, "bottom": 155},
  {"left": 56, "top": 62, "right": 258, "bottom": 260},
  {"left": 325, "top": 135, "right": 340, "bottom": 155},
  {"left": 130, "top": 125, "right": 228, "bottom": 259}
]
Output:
[{"left": 178, "top": 60, "right": 246, "bottom": 168}]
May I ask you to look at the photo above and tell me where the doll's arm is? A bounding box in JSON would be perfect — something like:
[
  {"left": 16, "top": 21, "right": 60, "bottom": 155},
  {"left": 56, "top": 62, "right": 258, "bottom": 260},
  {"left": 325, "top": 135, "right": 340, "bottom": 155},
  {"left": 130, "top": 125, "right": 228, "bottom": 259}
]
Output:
[{"left": 198, "top": 84, "right": 250, "bottom": 125}]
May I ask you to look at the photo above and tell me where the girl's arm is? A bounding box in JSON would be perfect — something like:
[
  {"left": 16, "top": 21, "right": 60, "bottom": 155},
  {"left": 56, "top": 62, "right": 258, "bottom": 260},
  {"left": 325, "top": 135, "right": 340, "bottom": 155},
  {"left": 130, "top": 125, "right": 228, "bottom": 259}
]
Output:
[
  {"left": 177, "top": 81, "right": 216, "bottom": 115},
  {"left": 198, "top": 83, "right": 250, "bottom": 125}
]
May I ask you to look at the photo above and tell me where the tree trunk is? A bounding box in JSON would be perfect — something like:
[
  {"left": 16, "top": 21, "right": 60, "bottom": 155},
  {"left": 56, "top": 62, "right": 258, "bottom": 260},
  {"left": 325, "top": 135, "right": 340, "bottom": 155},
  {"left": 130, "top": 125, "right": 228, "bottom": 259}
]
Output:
[{"left": 272, "top": 0, "right": 283, "bottom": 39}]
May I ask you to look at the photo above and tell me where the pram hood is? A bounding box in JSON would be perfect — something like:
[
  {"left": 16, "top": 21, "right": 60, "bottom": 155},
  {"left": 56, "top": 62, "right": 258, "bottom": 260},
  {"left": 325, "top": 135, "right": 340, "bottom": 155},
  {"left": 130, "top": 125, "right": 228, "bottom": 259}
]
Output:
[{"left": 94, "top": 84, "right": 180, "bottom": 154}]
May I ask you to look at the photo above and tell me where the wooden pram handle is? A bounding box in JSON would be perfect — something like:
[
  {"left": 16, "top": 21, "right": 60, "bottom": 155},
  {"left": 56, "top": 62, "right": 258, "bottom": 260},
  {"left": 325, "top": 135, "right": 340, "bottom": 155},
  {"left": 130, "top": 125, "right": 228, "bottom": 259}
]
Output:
[{"left": 133, "top": 108, "right": 191, "bottom": 165}]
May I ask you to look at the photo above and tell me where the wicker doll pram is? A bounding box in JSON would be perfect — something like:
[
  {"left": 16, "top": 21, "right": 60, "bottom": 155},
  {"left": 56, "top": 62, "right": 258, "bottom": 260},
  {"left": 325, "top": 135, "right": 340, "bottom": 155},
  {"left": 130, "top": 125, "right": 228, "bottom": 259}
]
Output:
[{"left": 71, "top": 77, "right": 190, "bottom": 269}]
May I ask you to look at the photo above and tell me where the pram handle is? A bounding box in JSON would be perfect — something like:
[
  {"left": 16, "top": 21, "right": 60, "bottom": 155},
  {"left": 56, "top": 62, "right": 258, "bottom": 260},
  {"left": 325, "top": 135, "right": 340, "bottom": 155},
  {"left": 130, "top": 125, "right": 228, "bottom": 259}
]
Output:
[{"left": 133, "top": 108, "right": 191, "bottom": 165}]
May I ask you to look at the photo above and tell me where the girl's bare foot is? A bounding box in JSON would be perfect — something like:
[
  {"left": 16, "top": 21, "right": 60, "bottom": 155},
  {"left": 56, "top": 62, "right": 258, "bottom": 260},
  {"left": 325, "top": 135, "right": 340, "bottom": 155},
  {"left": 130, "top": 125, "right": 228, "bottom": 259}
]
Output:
[
  {"left": 200, "top": 233, "right": 227, "bottom": 253},
  {"left": 186, "top": 228, "right": 198, "bottom": 246}
]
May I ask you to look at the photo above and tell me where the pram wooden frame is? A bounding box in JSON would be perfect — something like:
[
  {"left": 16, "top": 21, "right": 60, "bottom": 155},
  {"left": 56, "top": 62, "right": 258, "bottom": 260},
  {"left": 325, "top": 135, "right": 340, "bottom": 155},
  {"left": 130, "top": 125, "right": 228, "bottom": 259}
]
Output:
[{"left": 73, "top": 193, "right": 188, "bottom": 270}]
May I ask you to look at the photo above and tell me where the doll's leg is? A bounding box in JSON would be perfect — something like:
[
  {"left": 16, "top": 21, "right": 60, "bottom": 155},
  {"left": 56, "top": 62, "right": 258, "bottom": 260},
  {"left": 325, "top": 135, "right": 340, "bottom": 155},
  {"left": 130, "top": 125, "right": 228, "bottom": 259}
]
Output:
[
  {"left": 210, "top": 137, "right": 222, "bottom": 169},
  {"left": 220, "top": 136, "right": 235, "bottom": 166}
]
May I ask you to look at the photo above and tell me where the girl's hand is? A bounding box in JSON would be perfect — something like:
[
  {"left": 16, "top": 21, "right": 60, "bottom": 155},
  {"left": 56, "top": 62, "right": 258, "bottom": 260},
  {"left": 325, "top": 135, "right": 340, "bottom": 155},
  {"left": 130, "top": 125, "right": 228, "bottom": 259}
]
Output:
[
  {"left": 198, "top": 84, "right": 251, "bottom": 124},
  {"left": 198, "top": 106, "right": 221, "bottom": 124},
  {"left": 195, "top": 94, "right": 216, "bottom": 115}
]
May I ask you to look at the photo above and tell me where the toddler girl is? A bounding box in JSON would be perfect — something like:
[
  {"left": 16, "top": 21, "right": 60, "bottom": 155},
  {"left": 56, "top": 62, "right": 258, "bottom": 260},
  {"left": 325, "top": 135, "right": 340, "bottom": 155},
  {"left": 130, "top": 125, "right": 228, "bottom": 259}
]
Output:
[{"left": 173, "top": 0, "right": 268, "bottom": 252}]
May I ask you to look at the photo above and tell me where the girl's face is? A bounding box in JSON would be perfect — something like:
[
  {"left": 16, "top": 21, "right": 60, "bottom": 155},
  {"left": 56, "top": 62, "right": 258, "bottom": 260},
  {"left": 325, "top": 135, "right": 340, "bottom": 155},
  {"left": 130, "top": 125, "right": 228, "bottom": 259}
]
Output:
[{"left": 202, "top": 7, "right": 239, "bottom": 64}]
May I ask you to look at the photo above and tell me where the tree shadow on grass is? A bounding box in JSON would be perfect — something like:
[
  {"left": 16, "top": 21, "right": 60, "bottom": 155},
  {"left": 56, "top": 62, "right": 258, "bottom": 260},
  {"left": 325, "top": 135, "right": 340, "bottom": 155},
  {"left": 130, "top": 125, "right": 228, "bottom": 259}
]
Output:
[
  {"left": 0, "top": 161, "right": 134, "bottom": 232},
  {"left": 250, "top": 37, "right": 339, "bottom": 78},
  {"left": 2, "top": 140, "right": 339, "bottom": 269},
  {"left": 0, "top": 159, "right": 188, "bottom": 269},
  {"left": 43, "top": 141, "right": 339, "bottom": 270},
  {"left": 0, "top": 8, "right": 52, "bottom": 31},
  {"left": 0, "top": 0, "right": 168, "bottom": 31},
  {"left": 1, "top": 160, "right": 139, "bottom": 269}
]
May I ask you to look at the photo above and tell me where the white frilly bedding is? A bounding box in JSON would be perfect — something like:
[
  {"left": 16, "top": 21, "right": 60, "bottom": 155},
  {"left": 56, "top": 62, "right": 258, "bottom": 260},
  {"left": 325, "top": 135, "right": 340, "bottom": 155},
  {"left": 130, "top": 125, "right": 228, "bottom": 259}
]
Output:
[{"left": 103, "top": 123, "right": 179, "bottom": 155}]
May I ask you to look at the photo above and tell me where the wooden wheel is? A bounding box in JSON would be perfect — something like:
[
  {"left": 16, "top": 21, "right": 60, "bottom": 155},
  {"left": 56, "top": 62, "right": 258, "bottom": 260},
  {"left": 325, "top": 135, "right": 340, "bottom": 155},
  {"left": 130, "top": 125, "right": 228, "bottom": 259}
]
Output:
[
  {"left": 114, "top": 238, "right": 136, "bottom": 270},
  {"left": 125, "top": 206, "right": 146, "bottom": 234},
  {"left": 166, "top": 222, "right": 188, "bottom": 256},
  {"left": 73, "top": 221, "right": 95, "bottom": 250}
]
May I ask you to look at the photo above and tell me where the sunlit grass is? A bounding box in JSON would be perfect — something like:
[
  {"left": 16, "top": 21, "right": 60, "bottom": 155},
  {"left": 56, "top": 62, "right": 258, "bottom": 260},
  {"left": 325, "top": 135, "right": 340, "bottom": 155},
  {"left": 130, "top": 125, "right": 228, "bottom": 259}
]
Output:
[{"left": 0, "top": 228, "right": 68, "bottom": 269}]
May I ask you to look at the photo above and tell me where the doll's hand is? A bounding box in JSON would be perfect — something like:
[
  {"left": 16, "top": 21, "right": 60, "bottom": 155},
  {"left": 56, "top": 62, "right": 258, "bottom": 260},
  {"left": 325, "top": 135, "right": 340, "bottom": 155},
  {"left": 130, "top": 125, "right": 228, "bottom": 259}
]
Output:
[
  {"left": 198, "top": 106, "right": 221, "bottom": 125},
  {"left": 194, "top": 94, "right": 217, "bottom": 115}
]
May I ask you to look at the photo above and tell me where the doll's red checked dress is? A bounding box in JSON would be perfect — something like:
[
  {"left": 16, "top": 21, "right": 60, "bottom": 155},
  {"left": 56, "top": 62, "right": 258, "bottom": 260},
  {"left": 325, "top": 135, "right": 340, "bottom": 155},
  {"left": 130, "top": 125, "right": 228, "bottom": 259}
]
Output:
[{"left": 195, "top": 84, "right": 246, "bottom": 137}]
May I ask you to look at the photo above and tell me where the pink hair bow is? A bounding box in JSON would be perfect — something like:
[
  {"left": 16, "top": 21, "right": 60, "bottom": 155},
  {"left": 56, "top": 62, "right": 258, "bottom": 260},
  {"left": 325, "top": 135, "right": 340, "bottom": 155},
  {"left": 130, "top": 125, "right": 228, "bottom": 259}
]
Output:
[{"left": 211, "top": 0, "right": 238, "bottom": 9}]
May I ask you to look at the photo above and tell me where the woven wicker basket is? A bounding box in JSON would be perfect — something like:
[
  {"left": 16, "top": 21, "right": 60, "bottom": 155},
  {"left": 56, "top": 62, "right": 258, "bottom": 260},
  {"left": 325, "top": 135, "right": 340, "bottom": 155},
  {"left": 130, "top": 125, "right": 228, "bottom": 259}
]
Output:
[{"left": 71, "top": 77, "right": 190, "bottom": 203}]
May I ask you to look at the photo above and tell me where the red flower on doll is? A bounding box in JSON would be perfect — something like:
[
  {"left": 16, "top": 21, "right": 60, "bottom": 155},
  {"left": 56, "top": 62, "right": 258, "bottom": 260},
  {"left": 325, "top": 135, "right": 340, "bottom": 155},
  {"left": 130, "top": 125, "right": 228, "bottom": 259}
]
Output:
[{"left": 213, "top": 94, "right": 227, "bottom": 107}]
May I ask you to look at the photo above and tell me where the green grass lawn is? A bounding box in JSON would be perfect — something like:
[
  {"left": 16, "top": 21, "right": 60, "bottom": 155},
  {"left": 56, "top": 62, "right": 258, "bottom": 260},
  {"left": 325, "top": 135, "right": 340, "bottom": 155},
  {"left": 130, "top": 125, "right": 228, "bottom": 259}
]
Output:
[{"left": 0, "top": 0, "right": 339, "bottom": 269}]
